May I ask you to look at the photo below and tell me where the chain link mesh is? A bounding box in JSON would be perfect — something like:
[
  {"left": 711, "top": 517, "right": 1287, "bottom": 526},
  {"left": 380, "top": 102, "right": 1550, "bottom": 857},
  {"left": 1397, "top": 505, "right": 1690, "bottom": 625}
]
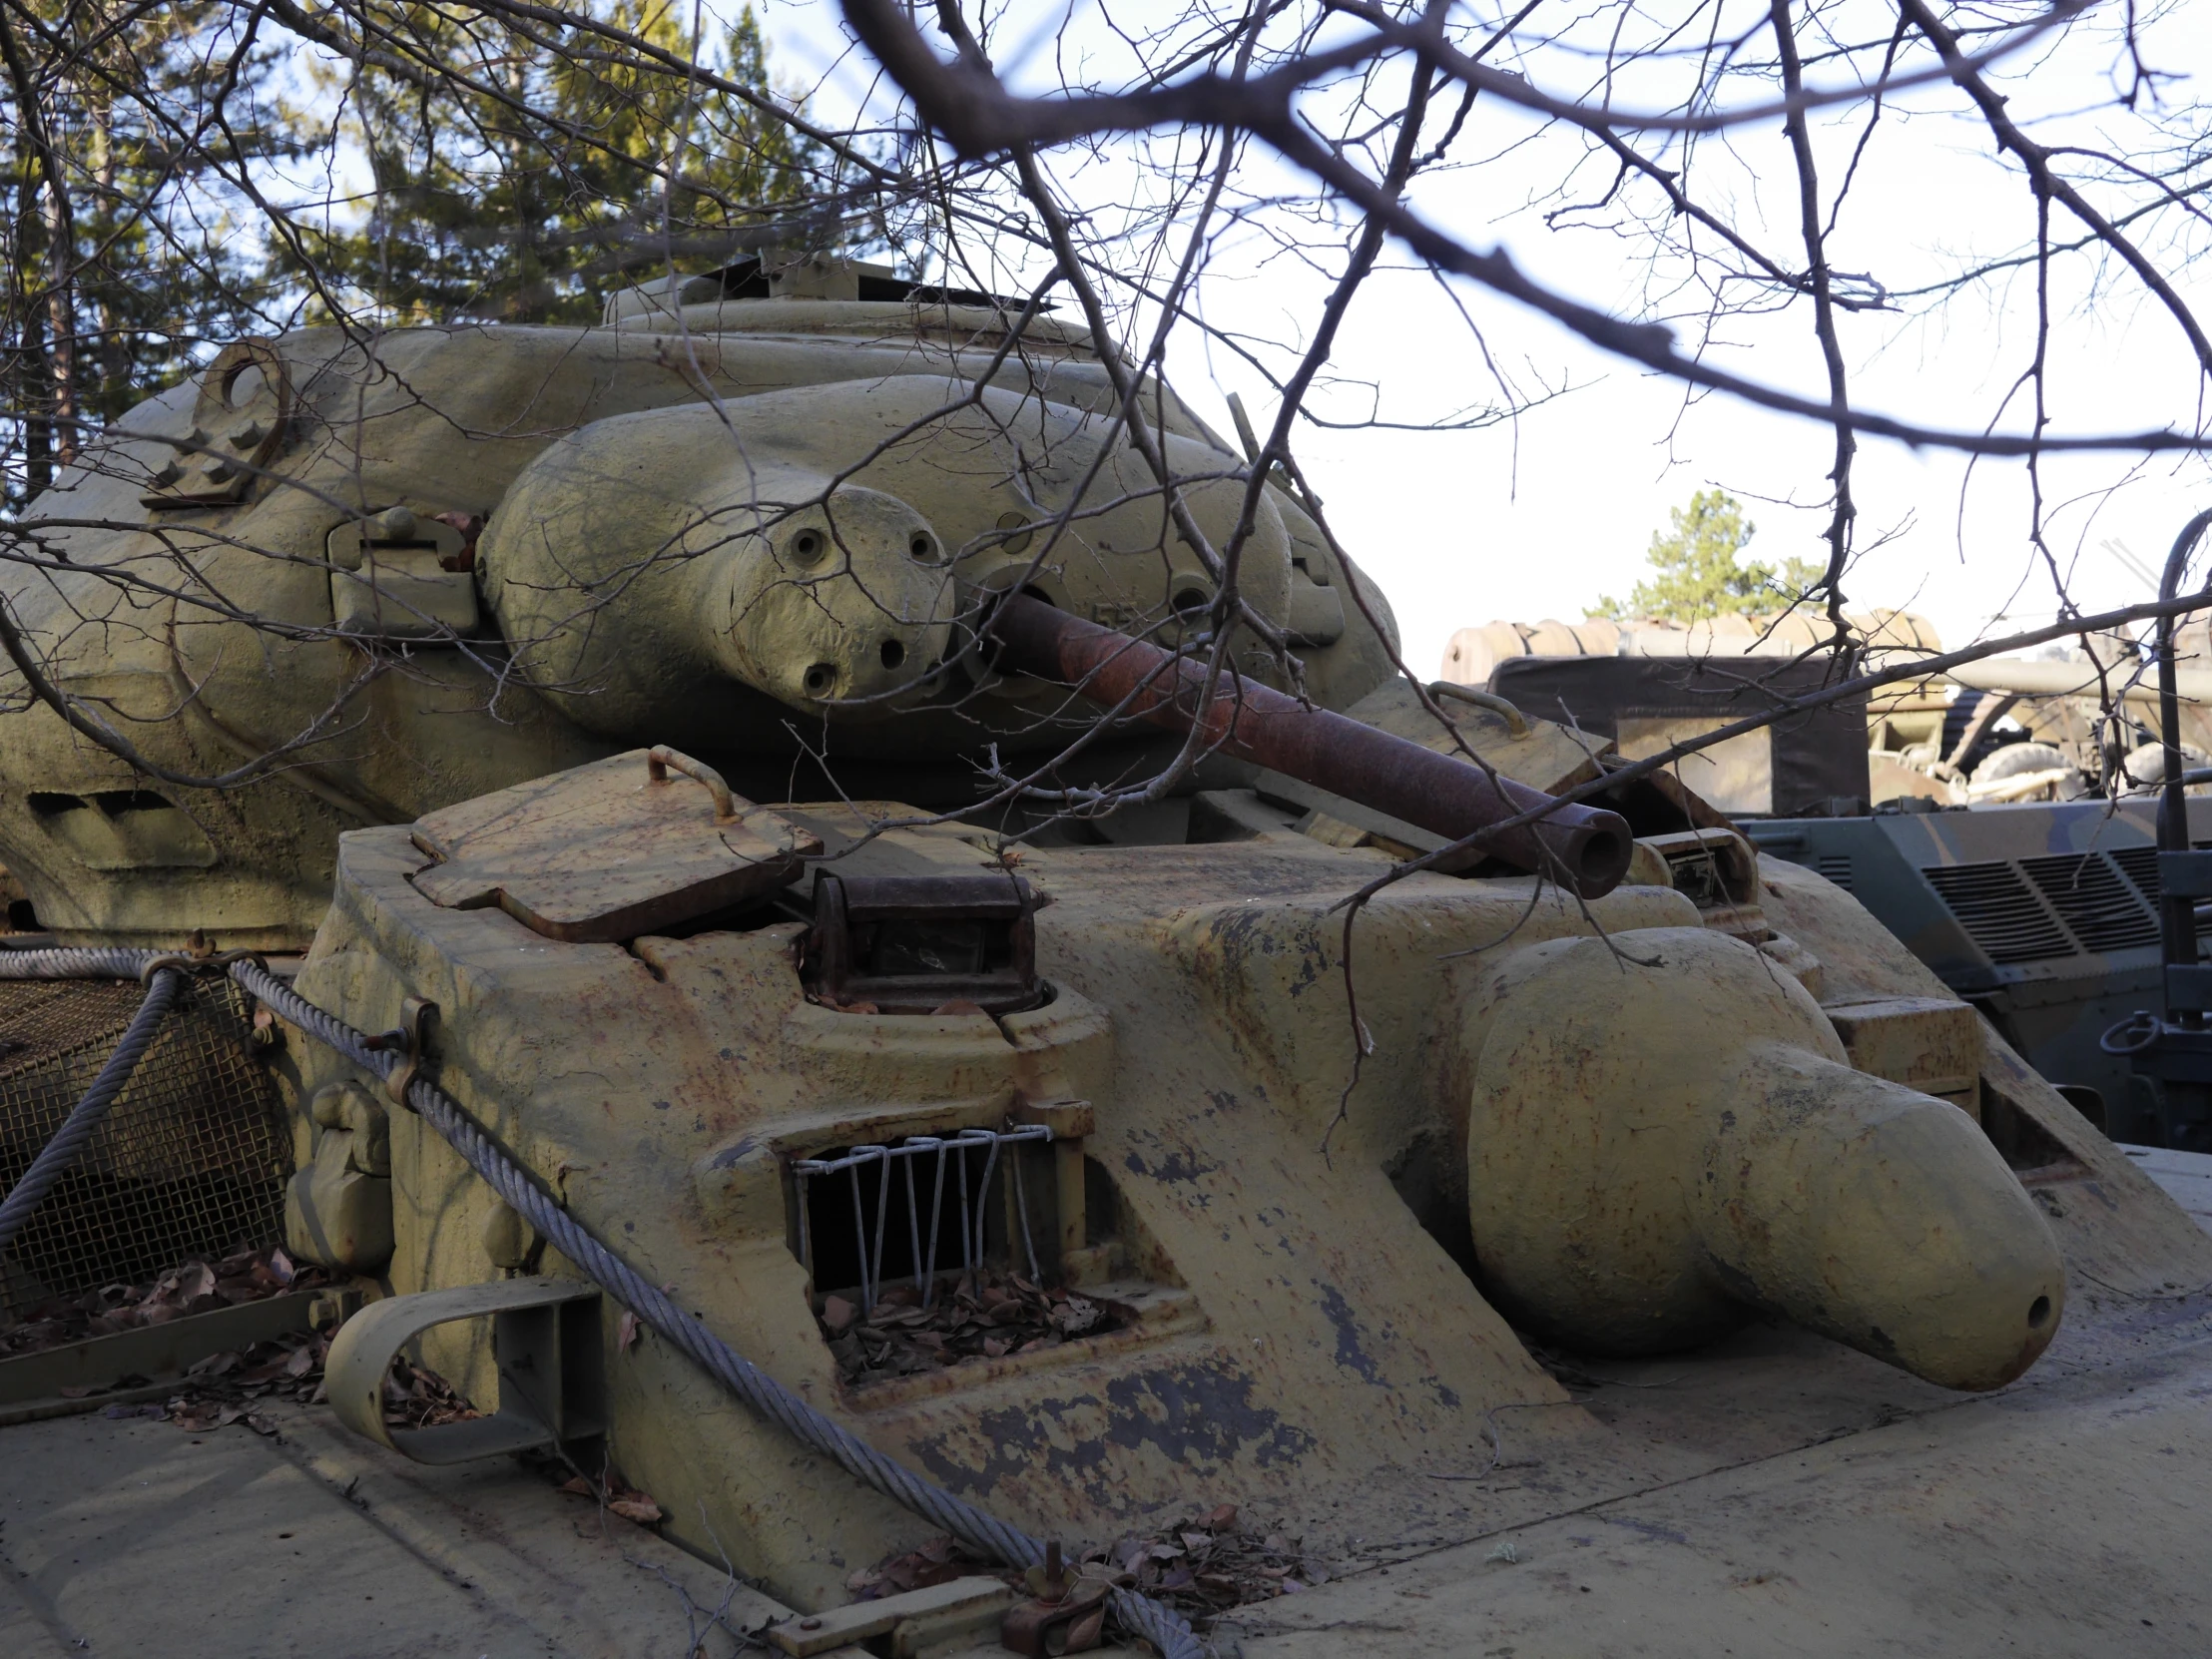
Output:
[{"left": 0, "top": 976, "right": 288, "bottom": 1316}]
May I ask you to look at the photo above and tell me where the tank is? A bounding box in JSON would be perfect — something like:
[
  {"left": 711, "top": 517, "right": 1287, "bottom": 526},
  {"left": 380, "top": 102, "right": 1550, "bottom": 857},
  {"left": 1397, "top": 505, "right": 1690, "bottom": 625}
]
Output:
[{"left": 3, "top": 269, "right": 2211, "bottom": 1657}]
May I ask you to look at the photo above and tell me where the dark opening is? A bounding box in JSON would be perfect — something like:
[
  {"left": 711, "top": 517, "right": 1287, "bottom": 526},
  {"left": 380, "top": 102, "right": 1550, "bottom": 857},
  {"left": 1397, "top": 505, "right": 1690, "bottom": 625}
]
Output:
[
  {"left": 27, "top": 790, "right": 178, "bottom": 821},
  {"left": 1666, "top": 851, "right": 1732, "bottom": 909},
  {"left": 1084, "top": 1153, "right": 1121, "bottom": 1249},
  {"left": 794, "top": 1137, "right": 1136, "bottom": 1387},
  {"left": 2027, "top": 1295, "right": 2052, "bottom": 1329},
  {"left": 95, "top": 790, "right": 175, "bottom": 818},
  {"left": 1979, "top": 1080, "right": 2085, "bottom": 1176},
  {"left": 794, "top": 1144, "right": 1011, "bottom": 1304},
  {"left": 1383, "top": 1130, "right": 1478, "bottom": 1278},
  {"left": 802, "top": 663, "right": 836, "bottom": 696},
  {"left": 2053, "top": 1084, "right": 2107, "bottom": 1134},
  {"left": 879, "top": 639, "right": 906, "bottom": 670},
  {"left": 1171, "top": 588, "right": 1210, "bottom": 615},
  {"left": 864, "top": 916, "right": 992, "bottom": 978}
]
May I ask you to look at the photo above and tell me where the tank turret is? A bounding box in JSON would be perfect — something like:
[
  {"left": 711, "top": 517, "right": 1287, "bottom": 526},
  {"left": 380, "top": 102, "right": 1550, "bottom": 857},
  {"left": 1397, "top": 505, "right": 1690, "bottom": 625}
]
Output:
[{"left": 0, "top": 285, "right": 1385, "bottom": 949}]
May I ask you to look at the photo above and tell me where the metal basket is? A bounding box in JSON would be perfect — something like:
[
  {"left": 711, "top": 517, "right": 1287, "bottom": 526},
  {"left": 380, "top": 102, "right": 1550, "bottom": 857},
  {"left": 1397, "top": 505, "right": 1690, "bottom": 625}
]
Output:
[{"left": 0, "top": 976, "right": 290, "bottom": 1318}]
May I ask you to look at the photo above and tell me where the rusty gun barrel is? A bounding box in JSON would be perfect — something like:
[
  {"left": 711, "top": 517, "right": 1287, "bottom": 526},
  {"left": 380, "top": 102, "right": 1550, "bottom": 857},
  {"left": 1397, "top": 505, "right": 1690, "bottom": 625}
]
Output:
[{"left": 987, "top": 593, "right": 1634, "bottom": 895}]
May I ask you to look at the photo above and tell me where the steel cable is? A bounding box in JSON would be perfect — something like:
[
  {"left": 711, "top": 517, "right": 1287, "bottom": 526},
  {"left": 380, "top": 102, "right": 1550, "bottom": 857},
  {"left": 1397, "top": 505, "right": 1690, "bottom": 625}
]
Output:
[
  {"left": 0, "top": 946, "right": 167, "bottom": 980},
  {"left": 0, "top": 967, "right": 185, "bottom": 1257},
  {"left": 0, "top": 948, "right": 1205, "bottom": 1658}
]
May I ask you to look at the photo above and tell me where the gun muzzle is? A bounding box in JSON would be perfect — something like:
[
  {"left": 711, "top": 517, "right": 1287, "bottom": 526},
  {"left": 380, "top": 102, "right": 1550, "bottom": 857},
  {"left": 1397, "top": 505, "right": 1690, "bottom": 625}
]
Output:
[{"left": 986, "top": 592, "right": 1633, "bottom": 895}]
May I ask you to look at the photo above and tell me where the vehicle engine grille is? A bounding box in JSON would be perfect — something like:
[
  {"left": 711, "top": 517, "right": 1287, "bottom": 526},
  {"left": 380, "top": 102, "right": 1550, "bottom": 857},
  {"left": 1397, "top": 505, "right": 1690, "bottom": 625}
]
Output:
[{"left": 1922, "top": 860, "right": 2080, "bottom": 964}]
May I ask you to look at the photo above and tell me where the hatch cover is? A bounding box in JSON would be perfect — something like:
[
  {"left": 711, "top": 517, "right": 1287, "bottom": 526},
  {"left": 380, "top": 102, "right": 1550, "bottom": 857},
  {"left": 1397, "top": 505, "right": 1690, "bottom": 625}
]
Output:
[{"left": 409, "top": 747, "right": 819, "bottom": 941}]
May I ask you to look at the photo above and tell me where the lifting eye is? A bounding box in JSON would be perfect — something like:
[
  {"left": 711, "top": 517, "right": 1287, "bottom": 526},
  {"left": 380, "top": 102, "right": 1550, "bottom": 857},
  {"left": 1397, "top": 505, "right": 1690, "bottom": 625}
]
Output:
[
  {"left": 790, "top": 528, "right": 827, "bottom": 563},
  {"left": 909, "top": 532, "right": 939, "bottom": 563}
]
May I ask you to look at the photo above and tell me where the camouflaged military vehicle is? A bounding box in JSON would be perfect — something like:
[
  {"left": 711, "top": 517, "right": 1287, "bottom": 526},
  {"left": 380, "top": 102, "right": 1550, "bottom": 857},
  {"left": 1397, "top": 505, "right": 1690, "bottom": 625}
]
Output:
[
  {"left": 2, "top": 261, "right": 2209, "bottom": 1659},
  {"left": 1437, "top": 610, "right": 2212, "bottom": 1142}
]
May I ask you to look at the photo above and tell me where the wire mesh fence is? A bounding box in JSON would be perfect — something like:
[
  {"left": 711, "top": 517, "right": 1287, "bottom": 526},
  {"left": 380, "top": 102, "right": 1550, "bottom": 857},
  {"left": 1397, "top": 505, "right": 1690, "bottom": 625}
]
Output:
[{"left": 0, "top": 976, "right": 289, "bottom": 1318}]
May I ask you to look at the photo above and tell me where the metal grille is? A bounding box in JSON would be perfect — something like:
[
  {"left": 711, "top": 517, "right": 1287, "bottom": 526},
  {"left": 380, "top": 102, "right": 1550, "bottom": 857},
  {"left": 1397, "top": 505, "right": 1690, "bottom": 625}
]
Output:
[
  {"left": 1923, "top": 860, "right": 2075, "bottom": 964},
  {"left": 2109, "top": 844, "right": 2212, "bottom": 945},
  {"left": 2019, "top": 852, "right": 2161, "bottom": 951},
  {"left": 1815, "top": 853, "right": 1853, "bottom": 891},
  {"left": 0, "top": 977, "right": 288, "bottom": 1317},
  {"left": 793, "top": 1127, "right": 1051, "bottom": 1314}
]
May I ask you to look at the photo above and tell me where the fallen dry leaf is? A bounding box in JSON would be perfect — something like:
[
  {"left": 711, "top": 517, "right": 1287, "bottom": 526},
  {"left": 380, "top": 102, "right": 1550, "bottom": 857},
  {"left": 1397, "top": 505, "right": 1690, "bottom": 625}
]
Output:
[
  {"left": 819, "top": 1266, "right": 1122, "bottom": 1386},
  {"left": 617, "top": 1310, "right": 640, "bottom": 1354},
  {"left": 608, "top": 1494, "right": 663, "bottom": 1525},
  {"left": 1083, "top": 1504, "right": 1325, "bottom": 1615},
  {"left": 847, "top": 1534, "right": 1005, "bottom": 1601},
  {"left": 0, "top": 1246, "right": 329, "bottom": 1365}
]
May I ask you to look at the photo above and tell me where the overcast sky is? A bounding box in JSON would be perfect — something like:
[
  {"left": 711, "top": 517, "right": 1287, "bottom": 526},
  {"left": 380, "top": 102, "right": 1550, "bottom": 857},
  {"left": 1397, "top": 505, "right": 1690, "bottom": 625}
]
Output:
[{"left": 753, "top": 1, "right": 2212, "bottom": 677}]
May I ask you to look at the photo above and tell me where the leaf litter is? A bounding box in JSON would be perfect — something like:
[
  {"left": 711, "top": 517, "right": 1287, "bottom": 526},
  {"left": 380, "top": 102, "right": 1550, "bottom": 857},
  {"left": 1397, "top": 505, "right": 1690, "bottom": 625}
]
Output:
[
  {"left": 843, "top": 1505, "right": 1331, "bottom": 1622},
  {"left": 0, "top": 1244, "right": 326, "bottom": 1359},
  {"left": 556, "top": 1472, "right": 664, "bottom": 1527},
  {"left": 0, "top": 1243, "right": 491, "bottom": 1437},
  {"left": 1085, "top": 1503, "right": 1334, "bottom": 1615},
  {"left": 817, "top": 1266, "right": 1122, "bottom": 1385}
]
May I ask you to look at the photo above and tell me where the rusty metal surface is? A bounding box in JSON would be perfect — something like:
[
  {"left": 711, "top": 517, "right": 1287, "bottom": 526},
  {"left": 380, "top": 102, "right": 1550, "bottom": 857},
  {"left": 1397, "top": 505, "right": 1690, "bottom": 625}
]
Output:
[
  {"left": 986, "top": 593, "right": 1633, "bottom": 894},
  {"left": 282, "top": 764, "right": 2212, "bottom": 1618},
  {"left": 411, "top": 749, "right": 821, "bottom": 941}
]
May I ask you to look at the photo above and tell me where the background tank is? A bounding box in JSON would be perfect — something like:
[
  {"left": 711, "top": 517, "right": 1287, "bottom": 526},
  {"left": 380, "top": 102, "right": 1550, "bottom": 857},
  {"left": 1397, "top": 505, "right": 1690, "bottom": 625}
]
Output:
[{"left": 0, "top": 259, "right": 1398, "bottom": 949}]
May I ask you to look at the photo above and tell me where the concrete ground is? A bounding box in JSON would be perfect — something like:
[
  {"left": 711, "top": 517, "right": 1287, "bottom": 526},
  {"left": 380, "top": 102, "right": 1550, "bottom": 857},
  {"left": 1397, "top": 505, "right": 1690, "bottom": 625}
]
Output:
[
  {"left": 1221, "top": 1304, "right": 2212, "bottom": 1658},
  {"left": 2122, "top": 1145, "right": 2212, "bottom": 1235},
  {"left": 0, "top": 1398, "right": 784, "bottom": 1659}
]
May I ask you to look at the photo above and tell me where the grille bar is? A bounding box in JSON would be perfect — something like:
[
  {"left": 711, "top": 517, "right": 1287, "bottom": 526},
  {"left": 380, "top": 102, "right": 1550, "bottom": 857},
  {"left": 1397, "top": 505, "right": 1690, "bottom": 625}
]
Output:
[
  {"left": 2019, "top": 852, "right": 2161, "bottom": 952},
  {"left": 1923, "top": 860, "right": 2076, "bottom": 964},
  {"left": 793, "top": 1126, "right": 1051, "bottom": 1313}
]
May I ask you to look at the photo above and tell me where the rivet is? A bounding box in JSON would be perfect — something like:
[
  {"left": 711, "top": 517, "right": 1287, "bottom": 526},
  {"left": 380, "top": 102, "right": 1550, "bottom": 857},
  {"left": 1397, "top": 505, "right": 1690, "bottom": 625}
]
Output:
[{"left": 799, "top": 1616, "right": 822, "bottom": 1630}]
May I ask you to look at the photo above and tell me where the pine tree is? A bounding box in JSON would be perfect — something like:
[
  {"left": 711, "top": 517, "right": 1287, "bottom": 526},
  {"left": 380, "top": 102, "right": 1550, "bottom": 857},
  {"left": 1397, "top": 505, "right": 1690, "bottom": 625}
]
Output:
[
  {"left": 1593, "top": 490, "right": 1824, "bottom": 623},
  {"left": 277, "top": 1, "right": 828, "bottom": 326},
  {"left": 2, "top": 2, "right": 286, "bottom": 506}
]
